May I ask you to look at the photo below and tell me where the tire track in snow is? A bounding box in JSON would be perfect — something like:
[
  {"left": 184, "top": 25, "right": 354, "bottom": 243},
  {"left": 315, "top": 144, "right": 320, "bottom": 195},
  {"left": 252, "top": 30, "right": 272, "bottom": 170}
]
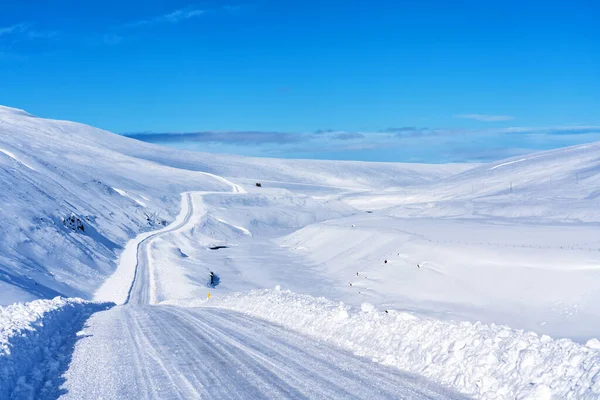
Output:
[
  {"left": 126, "top": 173, "right": 243, "bottom": 305},
  {"left": 126, "top": 192, "right": 195, "bottom": 305},
  {"left": 62, "top": 305, "right": 469, "bottom": 399}
]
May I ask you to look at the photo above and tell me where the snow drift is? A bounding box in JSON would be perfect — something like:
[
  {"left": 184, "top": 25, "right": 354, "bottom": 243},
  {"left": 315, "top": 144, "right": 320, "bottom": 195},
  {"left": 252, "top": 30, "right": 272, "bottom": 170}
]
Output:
[
  {"left": 0, "top": 297, "right": 112, "bottom": 399},
  {"left": 205, "top": 289, "right": 600, "bottom": 400}
]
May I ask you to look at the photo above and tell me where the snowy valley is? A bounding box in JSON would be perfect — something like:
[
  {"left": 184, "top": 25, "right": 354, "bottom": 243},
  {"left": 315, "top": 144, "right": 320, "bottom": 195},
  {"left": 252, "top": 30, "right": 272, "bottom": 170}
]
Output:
[{"left": 2, "top": 105, "right": 600, "bottom": 399}]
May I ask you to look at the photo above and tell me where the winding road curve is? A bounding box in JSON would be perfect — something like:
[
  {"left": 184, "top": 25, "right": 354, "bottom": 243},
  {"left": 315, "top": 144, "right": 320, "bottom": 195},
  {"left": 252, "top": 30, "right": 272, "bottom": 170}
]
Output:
[
  {"left": 126, "top": 192, "right": 195, "bottom": 306},
  {"left": 60, "top": 176, "right": 468, "bottom": 399}
]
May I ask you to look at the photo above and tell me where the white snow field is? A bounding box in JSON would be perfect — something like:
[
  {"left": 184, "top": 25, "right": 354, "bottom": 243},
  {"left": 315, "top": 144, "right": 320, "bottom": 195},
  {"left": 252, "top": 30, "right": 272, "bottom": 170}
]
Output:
[{"left": 2, "top": 105, "right": 600, "bottom": 398}]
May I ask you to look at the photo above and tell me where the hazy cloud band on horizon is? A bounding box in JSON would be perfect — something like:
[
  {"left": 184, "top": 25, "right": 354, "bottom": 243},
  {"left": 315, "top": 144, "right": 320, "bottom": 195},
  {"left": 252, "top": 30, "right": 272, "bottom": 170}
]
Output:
[
  {"left": 455, "top": 114, "right": 514, "bottom": 122},
  {"left": 120, "top": 124, "right": 600, "bottom": 163}
]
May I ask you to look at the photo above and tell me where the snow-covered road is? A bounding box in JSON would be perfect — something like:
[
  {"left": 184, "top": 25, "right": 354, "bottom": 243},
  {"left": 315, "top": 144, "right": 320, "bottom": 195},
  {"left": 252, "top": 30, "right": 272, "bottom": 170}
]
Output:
[
  {"left": 127, "top": 192, "right": 195, "bottom": 306},
  {"left": 61, "top": 306, "right": 467, "bottom": 399},
  {"left": 60, "top": 179, "right": 468, "bottom": 399}
]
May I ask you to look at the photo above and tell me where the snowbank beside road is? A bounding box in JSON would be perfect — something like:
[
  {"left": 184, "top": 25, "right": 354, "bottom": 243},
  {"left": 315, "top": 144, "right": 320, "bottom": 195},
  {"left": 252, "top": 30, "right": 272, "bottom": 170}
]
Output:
[
  {"left": 0, "top": 297, "right": 112, "bottom": 399},
  {"left": 206, "top": 289, "right": 600, "bottom": 400}
]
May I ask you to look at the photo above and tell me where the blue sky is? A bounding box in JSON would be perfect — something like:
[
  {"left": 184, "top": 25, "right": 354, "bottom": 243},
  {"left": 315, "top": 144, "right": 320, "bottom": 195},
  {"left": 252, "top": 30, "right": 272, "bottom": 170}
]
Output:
[{"left": 1, "top": 0, "right": 599, "bottom": 163}]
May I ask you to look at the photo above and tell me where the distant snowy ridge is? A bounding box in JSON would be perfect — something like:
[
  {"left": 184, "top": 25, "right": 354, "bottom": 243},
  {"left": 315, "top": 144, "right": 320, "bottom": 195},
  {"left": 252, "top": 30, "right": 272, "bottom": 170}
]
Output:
[
  {"left": 200, "top": 289, "right": 600, "bottom": 400},
  {"left": 0, "top": 105, "right": 33, "bottom": 117},
  {"left": 343, "top": 140, "right": 600, "bottom": 223},
  {"left": 0, "top": 297, "right": 112, "bottom": 398}
]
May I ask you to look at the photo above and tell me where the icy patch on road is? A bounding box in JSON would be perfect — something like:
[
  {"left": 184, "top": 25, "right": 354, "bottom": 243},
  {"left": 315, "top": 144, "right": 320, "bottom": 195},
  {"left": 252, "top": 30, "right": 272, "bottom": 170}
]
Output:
[
  {"left": 0, "top": 297, "right": 112, "bottom": 399},
  {"left": 207, "top": 289, "right": 600, "bottom": 400}
]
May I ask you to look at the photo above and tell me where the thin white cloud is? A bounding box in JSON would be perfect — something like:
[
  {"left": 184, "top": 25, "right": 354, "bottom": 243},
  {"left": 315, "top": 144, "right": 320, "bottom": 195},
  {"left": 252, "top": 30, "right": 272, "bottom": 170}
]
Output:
[
  {"left": 127, "top": 8, "right": 206, "bottom": 27},
  {"left": 499, "top": 125, "right": 600, "bottom": 134},
  {"left": 456, "top": 114, "right": 514, "bottom": 122},
  {"left": 164, "top": 8, "right": 205, "bottom": 22},
  {"left": 0, "top": 22, "right": 57, "bottom": 41},
  {"left": 0, "top": 23, "right": 29, "bottom": 37},
  {"left": 26, "top": 30, "right": 58, "bottom": 39}
]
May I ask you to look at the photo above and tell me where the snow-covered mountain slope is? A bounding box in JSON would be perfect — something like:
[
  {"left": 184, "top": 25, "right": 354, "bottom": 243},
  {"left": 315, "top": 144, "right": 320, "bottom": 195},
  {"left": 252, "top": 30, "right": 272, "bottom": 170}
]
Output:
[
  {"left": 0, "top": 106, "right": 229, "bottom": 304},
  {"left": 343, "top": 141, "right": 600, "bottom": 222},
  {"left": 266, "top": 143, "right": 600, "bottom": 340},
  {"left": 107, "top": 135, "right": 474, "bottom": 191},
  {"left": 0, "top": 105, "right": 470, "bottom": 305}
]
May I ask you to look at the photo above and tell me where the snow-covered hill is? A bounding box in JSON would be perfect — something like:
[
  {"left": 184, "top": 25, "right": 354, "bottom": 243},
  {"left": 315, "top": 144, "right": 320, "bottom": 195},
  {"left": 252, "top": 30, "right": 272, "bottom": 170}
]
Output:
[
  {"left": 271, "top": 142, "right": 600, "bottom": 340},
  {"left": 3, "top": 105, "right": 600, "bottom": 399},
  {"left": 344, "top": 141, "right": 600, "bottom": 222},
  {"left": 0, "top": 106, "right": 226, "bottom": 304},
  {"left": 0, "top": 105, "right": 470, "bottom": 305}
]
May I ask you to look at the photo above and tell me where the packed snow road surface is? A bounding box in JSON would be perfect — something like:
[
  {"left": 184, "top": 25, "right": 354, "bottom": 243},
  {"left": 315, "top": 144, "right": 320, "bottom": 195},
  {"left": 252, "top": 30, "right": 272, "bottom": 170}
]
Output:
[
  {"left": 127, "top": 192, "right": 195, "bottom": 306},
  {"left": 61, "top": 185, "right": 467, "bottom": 399},
  {"left": 61, "top": 306, "right": 467, "bottom": 399}
]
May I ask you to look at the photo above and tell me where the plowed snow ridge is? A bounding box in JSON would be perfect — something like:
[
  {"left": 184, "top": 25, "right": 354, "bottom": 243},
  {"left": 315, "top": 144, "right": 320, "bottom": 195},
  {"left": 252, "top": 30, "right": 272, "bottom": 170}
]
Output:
[{"left": 200, "top": 289, "right": 600, "bottom": 400}]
